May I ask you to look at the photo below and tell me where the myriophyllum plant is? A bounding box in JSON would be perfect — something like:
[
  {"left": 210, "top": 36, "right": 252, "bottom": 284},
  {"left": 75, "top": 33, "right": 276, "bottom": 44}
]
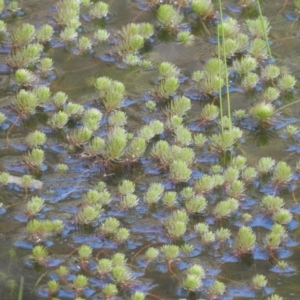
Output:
[
  {"left": 26, "top": 196, "right": 44, "bottom": 216},
  {"left": 213, "top": 198, "right": 239, "bottom": 219},
  {"left": 256, "top": 157, "right": 275, "bottom": 174},
  {"left": 177, "top": 31, "right": 195, "bottom": 46},
  {"left": 260, "top": 195, "right": 284, "bottom": 215},
  {"left": 156, "top": 4, "right": 183, "bottom": 31},
  {"left": 89, "top": 1, "right": 109, "bottom": 19},
  {"left": 278, "top": 74, "right": 297, "bottom": 91},
  {"left": 210, "top": 128, "right": 243, "bottom": 153},
  {"left": 64, "top": 102, "right": 84, "bottom": 117},
  {"left": 33, "top": 86, "right": 51, "bottom": 105},
  {"left": 169, "top": 160, "right": 192, "bottom": 183},
  {"left": 185, "top": 195, "right": 207, "bottom": 214},
  {"left": 13, "top": 68, "right": 36, "bottom": 87},
  {"left": 77, "top": 205, "right": 102, "bottom": 225},
  {"left": 191, "top": 0, "right": 214, "bottom": 19},
  {"left": 162, "top": 191, "right": 178, "bottom": 208},
  {"left": 233, "top": 226, "right": 256, "bottom": 255},
  {"left": 164, "top": 210, "right": 189, "bottom": 238},
  {"left": 199, "top": 103, "right": 219, "bottom": 123},
  {"left": 36, "top": 24, "right": 53, "bottom": 43},
  {"left": 271, "top": 161, "right": 292, "bottom": 186},
  {"left": 47, "top": 280, "right": 59, "bottom": 297},
  {"left": 7, "top": 43, "right": 43, "bottom": 68},
  {"left": 241, "top": 72, "right": 259, "bottom": 90},
  {"left": 95, "top": 77, "right": 125, "bottom": 112},
  {"left": 73, "top": 275, "right": 89, "bottom": 295},
  {"left": 261, "top": 64, "right": 280, "bottom": 81},
  {"left": 55, "top": 0, "right": 80, "bottom": 28},
  {"left": 49, "top": 111, "right": 69, "bottom": 129},
  {"left": 233, "top": 55, "right": 257, "bottom": 75},
  {"left": 166, "top": 96, "right": 191, "bottom": 117},
  {"left": 144, "top": 183, "right": 164, "bottom": 206},
  {"left": 60, "top": 27, "right": 78, "bottom": 42},
  {"left": 250, "top": 102, "right": 275, "bottom": 125},
  {"left": 31, "top": 245, "right": 49, "bottom": 266},
  {"left": 67, "top": 127, "right": 93, "bottom": 148},
  {"left": 104, "top": 127, "right": 128, "bottom": 161},
  {"left": 246, "top": 17, "right": 270, "bottom": 38},
  {"left": 14, "top": 89, "right": 38, "bottom": 115},
  {"left": 272, "top": 208, "right": 293, "bottom": 225},
  {"left": 261, "top": 87, "right": 280, "bottom": 103},
  {"left": 158, "top": 61, "right": 180, "bottom": 79},
  {"left": 94, "top": 29, "right": 110, "bottom": 43},
  {"left": 102, "top": 283, "right": 118, "bottom": 299},
  {"left": 251, "top": 274, "right": 268, "bottom": 289},
  {"left": 24, "top": 148, "right": 45, "bottom": 168},
  {"left": 77, "top": 36, "right": 92, "bottom": 53},
  {"left": 156, "top": 76, "right": 179, "bottom": 99},
  {"left": 11, "top": 23, "right": 35, "bottom": 46},
  {"left": 248, "top": 38, "right": 268, "bottom": 60},
  {"left": 207, "top": 281, "right": 226, "bottom": 299},
  {"left": 108, "top": 111, "right": 127, "bottom": 128},
  {"left": 25, "top": 130, "right": 46, "bottom": 148},
  {"left": 52, "top": 91, "right": 68, "bottom": 108},
  {"left": 82, "top": 108, "right": 102, "bottom": 131}
]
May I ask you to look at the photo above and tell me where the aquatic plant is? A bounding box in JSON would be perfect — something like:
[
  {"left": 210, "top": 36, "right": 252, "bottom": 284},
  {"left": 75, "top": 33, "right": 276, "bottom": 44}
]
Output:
[
  {"left": 26, "top": 196, "right": 44, "bottom": 216},
  {"left": 233, "top": 55, "right": 257, "bottom": 75},
  {"left": 77, "top": 36, "right": 92, "bottom": 53},
  {"left": 213, "top": 198, "right": 239, "bottom": 219},
  {"left": 246, "top": 17, "right": 270, "bottom": 38},
  {"left": 60, "top": 27, "right": 78, "bottom": 42},
  {"left": 162, "top": 191, "right": 177, "bottom": 208},
  {"left": 248, "top": 38, "right": 268, "bottom": 60},
  {"left": 210, "top": 128, "right": 243, "bottom": 152},
  {"left": 103, "top": 283, "right": 118, "bottom": 298},
  {"left": 31, "top": 245, "right": 49, "bottom": 266},
  {"left": 49, "top": 111, "right": 69, "bottom": 129},
  {"left": 94, "top": 29, "right": 110, "bottom": 43},
  {"left": 82, "top": 108, "right": 102, "bottom": 131},
  {"left": 11, "top": 23, "right": 35, "bottom": 46},
  {"left": 251, "top": 102, "right": 275, "bottom": 124},
  {"left": 25, "top": 130, "right": 46, "bottom": 148},
  {"left": 55, "top": 0, "right": 80, "bottom": 28},
  {"left": 156, "top": 76, "right": 179, "bottom": 98},
  {"left": 241, "top": 72, "right": 259, "bottom": 90},
  {"left": 271, "top": 161, "right": 292, "bottom": 186},
  {"left": 261, "top": 87, "right": 280, "bottom": 102},
  {"left": 95, "top": 77, "right": 125, "bottom": 112},
  {"left": 164, "top": 210, "right": 188, "bottom": 238},
  {"left": 67, "top": 127, "right": 93, "bottom": 148},
  {"left": 73, "top": 274, "right": 88, "bottom": 295},
  {"left": 89, "top": 1, "right": 108, "bottom": 19},
  {"left": 24, "top": 148, "right": 45, "bottom": 168},
  {"left": 36, "top": 24, "right": 53, "bottom": 43},
  {"left": 272, "top": 208, "right": 293, "bottom": 224},
  {"left": 278, "top": 74, "right": 297, "bottom": 91},
  {"left": 14, "top": 89, "right": 38, "bottom": 115},
  {"left": 191, "top": 0, "right": 214, "bottom": 19},
  {"left": 144, "top": 183, "right": 164, "bottom": 206},
  {"left": 13, "top": 68, "right": 36, "bottom": 87},
  {"left": 156, "top": 4, "right": 183, "bottom": 30},
  {"left": 233, "top": 226, "right": 256, "bottom": 255},
  {"left": 0, "top": 172, "right": 10, "bottom": 185},
  {"left": 7, "top": 43, "right": 43, "bottom": 68},
  {"left": 77, "top": 205, "right": 102, "bottom": 224},
  {"left": 207, "top": 280, "right": 226, "bottom": 299},
  {"left": 177, "top": 31, "right": 195, "bottom": 46}
]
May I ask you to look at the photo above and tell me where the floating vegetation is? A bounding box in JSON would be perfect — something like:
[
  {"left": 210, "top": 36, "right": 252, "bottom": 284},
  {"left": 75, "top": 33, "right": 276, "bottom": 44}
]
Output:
[{"left": 0, "top": 0, "right": 299, "bottom": 299}]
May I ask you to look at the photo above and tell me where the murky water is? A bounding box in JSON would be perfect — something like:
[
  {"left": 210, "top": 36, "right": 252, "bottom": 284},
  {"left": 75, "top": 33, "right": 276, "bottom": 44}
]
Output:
[{"left": 0, "top": 0, "right": 300, "bottom": 299}]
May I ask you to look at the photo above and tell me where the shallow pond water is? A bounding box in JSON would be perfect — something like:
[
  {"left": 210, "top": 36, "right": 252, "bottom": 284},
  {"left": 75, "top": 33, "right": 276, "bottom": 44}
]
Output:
[{"left": 1, "top": 0, "right": 300, "bottom": 300}]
